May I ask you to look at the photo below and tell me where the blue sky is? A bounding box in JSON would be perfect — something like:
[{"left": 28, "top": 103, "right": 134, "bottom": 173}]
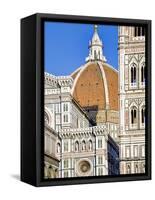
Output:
[{"left": 44, "top": 22, "right": 118, "bottom": 76}]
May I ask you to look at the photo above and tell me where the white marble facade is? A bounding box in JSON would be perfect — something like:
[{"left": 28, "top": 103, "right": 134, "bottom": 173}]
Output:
[
  {"left": 44, "top": 25, "right": 146, "bottom": 178},
  {"left": 44, "top": 74, "right": 111, "bottom": 177},
  {"left": 119, "top": 26, "right": 145, "bottom": 174}
]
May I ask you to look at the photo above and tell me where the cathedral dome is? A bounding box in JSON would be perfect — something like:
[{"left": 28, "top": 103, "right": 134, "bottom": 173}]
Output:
[{"left": 71, "top": 61, "right": 119, "bottom": 111}]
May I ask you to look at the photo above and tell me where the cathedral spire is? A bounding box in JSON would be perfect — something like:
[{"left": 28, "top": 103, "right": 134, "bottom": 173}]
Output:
[{"left": 85, "top": 25, "right": 106, "bottom": 62}]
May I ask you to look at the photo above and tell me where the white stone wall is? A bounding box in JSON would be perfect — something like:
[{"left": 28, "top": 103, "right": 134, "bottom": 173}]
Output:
[
  {"left": 44, "top": 124, "right": 60, "bottom": 179},
  {"left": 57, "top": 125, "right": 108, "bottom": 178},
  {"left": 45, "top": 73, "right": 90, "bottom": 131},
  {"left": 119, "top": 26, "right": 145, "bottom": 174},
  {"left": 71, "top": 102, "right": 90, "bottom": 128}
]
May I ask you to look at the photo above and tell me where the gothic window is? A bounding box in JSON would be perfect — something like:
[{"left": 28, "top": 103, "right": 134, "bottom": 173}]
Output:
[
  {"left": 98, "top": 156, "right": 103, "bottom": 164},
  {"left": 126, "top": 146, "right": 130, "bottom": 158},
  {"left": 66, "top": 115, "right": 68, "bottom": 122},
  {"left": 98, "top": 167, "right": 103, "bottom": 176},
  {"left": 134, "top": 27, "right": 145, "bottom": 37},
  {"left": 131, "top": 63, "right": 137, "bottom": 84},
  {"left": 133, "top": 145, "right": 138, "bottom": 157},
  {"left": 57, "top": 143, "right": 61, "bottom": 153},
  {"left": 75, "top": 141, "right": 79, "bottom": 152},
  {"left": 141, "top": 106, "right": 145, "bottom": 124},
  {"left": 98, "top": 139, "right": 102, "bottom": 148},
  {"left": 63, "top": 160, "right": 68, "bottom": 168},
  {"left": 63, "top": 104, "right": 66, "bottom": 111},
  {"left": 82, "top": 140, "right": 86, "bottom": 151},
  {"left": 127, "top": 164, "right": 131, "bottom": 174},
  {"left": 131, "top": 106, "right": 137, "bottom": 124},
  {"left": 141, "top": 62, "right": 145, "bottom": 83},
  {"left": 135, "top": 164, "right": 138, "bottom": 173},
  {"left": 63, "top": 103, "right": 68, "bottom": 112},
  {"left": 64, "top": 141, "right": 68, "bottom": 152},
  {"left": 134, "top": 27, "right": 138, "bottom": 37},
  {"left": 65, "top": 104, "right": 68, "bottom": 111},
  {"left": 88, "top": 140, "right": 93, "bottom": 151},
  {"left": 63, "top": 114, "right": 68, "bottom": 123}
]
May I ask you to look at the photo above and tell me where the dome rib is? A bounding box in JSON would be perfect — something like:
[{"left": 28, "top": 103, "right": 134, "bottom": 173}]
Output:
[
  {"left": 97, "top": 62, "right": 110, "bottom": 109},
  {"left": 71, "top": 62, "right": 92, "bottom": 96},
  {"left": 71, "top": 61, "right": 118, "bottom": 111}
]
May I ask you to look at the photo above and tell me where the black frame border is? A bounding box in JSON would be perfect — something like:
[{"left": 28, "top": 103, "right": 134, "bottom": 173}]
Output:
[{"left": 21, "top": 13, "right": 151, "bottom": 187}]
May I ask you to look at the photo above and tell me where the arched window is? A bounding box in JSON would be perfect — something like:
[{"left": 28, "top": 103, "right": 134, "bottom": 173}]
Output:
[
  {"left": 82, "top": 140, "right": 86, "bottom": 151},
  {"left": 131, "top": 106, "right": 137, "bottom": 124},
  {"left": 127, "top": 164, "right": 131, "bottom": 174},
  {"left": 63, "top": 104, "right": 65, "bottom": 111},
  {"left": 134, "top": 27, "right": 145, "bottom": 37},
  {"left": 63, "top": 114, "right": 68, "bottom": 123},
  {"left": 94, "top": 50, "right": 97, "bottom": 60},
  {"left": 57, "top": 143, "right": 61, "bottom": 153},
  {"left": 98, "top": 167, "right": 103, "bottom": 176},
  {"left": 131, "top": 63, "right": 137, "bottom": 84},
  {"left": 141, "top": 107, "right": 145, "bottom": 124},
  {"left": 141, "top": 62, "right": 145, "bottom": 83},
  {"left": 63, "top": 103, "right": 68, "bottom": 112},
  {"left": 64, "top": 141, "right": 68, "bottom": 152},
  {"left": 75, "top": 141, "right": 79, "bottom": 152},
  {"left": 135, "top": 164, "right": 138, "bottom": 173},
  {"left": 98, "top": 139, "right": 102, "bottom": 148},
  {"left": 88, "top": 140, "right": 93, "bottom": 151},
  {"left": 98, "top": 156, "right": 103, "bottom": 164}
]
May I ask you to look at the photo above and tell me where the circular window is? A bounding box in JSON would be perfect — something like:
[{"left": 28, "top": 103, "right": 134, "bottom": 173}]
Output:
[{"left": 79, "top": 160, "right": 91, "bottom": 174}]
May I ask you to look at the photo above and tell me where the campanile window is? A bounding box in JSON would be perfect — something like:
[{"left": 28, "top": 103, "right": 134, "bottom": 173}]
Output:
[
  {"left": 131, "top": 63, "right": 137, "bottom": 84},
  {"left": 141, "top": 107, "right": 145, "bottom": 124},
  {"left": 134, "top": 27, "right": 145, "bottom": 37},
  {"left": 131, "top": 106, "right": 137, "bottom": 124},
  {"left": 141, "top": 62, "right": 145, "bottom": 83}
]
